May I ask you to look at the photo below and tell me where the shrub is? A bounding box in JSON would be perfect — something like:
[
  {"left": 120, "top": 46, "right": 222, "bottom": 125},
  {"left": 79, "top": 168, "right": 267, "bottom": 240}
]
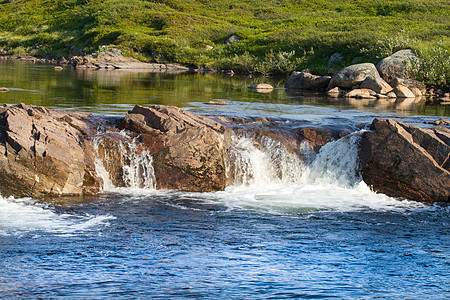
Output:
[{"left": 407, "top": 42, "right": 450, "bottom": 87}]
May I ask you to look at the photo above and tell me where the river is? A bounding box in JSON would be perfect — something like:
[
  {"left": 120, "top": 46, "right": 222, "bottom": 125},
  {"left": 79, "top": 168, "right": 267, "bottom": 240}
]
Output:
[{"left": 0, "top": 61, "right": 449, "bottom": 299}]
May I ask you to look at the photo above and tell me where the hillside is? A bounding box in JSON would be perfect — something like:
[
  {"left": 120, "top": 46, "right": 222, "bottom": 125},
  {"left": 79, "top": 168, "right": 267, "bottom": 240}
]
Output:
[{"left": 0, "top": 0, "right": 449, "bottom": 80}]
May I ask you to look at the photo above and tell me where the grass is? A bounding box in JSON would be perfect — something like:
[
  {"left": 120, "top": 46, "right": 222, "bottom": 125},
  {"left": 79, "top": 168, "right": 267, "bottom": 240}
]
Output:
[{"left": 0, "top": 0, "right": 449, "bottom": 85}]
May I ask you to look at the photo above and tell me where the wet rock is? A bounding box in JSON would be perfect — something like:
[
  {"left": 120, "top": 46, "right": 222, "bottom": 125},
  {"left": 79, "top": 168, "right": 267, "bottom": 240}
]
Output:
[
  {"left": 120, "top": 105, "right": 231, "bottom": 192},
  {"left": 285, "top": 71, "right": 331, "bottom": 90},
  {"left": 359, "top": 118, "right": 450, "bottom": 203},
  {"left": 0, "top": 104, "right": 99, "bottom": 198},
  {"left": 424, "top": 118, "right": 450, "bottom": 126},
  {"left": 248, "top": 84, "right": 274, "bottom": 93},
  {"left": 328, "top": 63, "right": 380, "bottom": 90},
  {"left": 376, "top": 49, "right": 418, "bottom": 84},
  {"left": 344, "top": 89, "right": 377, "bottom": 99},
  {"left": 327, "top": 86, "right": 345, "bottom": 97},
  {"left": 203, "top": 101, "right": 228, "bottom": 105}
]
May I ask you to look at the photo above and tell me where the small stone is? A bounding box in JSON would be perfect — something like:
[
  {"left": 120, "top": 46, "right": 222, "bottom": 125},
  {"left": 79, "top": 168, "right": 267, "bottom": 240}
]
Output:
[
  {"left": 203, "top": 101, "right": 227, "bottom": 105},
  {"left": 225, "top": 34, "right": 241, "bottom": 44},
  {"left": 0, "top": 87, "right": 10, "bottom": 92},
  {"left": 248, "top": 84, "right": 274, "bottom": 93},
  {"left": 54, "top": 66, "right": 63, "bottom": 70}
]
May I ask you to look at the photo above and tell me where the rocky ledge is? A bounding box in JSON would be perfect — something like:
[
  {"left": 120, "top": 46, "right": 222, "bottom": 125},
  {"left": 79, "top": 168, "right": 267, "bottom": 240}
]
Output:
[{"left": 0, "top": 103, "right": 448, "bottom": 203}]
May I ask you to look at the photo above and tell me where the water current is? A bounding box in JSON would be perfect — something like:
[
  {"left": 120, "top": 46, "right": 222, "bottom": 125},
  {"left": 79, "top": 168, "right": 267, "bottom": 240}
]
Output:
[{"left": 0, "top": 61, "right": 449, "bottom": 298}]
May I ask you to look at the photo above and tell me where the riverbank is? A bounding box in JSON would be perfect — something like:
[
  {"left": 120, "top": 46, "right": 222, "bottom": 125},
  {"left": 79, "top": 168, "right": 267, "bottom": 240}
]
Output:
[{"left": 1, "top": 0, "right": 448, "bottom": 79}]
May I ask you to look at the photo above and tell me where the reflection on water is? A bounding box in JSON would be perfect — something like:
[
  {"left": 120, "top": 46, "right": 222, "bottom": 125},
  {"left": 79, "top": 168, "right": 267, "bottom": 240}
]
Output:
[{"left": 0, "top": 60, "right": 449, "bottom": 117}]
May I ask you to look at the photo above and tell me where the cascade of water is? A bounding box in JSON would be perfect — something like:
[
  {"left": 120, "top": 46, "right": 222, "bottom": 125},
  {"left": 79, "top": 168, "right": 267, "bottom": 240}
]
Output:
[
  {"left": 90, "top": 132, "right": 157, "bottom": 191},
  {"left": 91, "top": 135, "right": 116, "bottom": 191},
  {"left": 227, "top": 131, "right": 363, "bottom": 188},
  {"left": 227, "top": 133, "right": 306, "bottom": 187},
  {"left": 120, "top": 140, "right": 156, "bottom": 190}
]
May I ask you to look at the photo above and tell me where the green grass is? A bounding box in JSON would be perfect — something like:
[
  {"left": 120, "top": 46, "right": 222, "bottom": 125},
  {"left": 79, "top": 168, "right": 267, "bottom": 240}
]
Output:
[{"left": 0, "top": 0, "right": 449, "bottom": 84}]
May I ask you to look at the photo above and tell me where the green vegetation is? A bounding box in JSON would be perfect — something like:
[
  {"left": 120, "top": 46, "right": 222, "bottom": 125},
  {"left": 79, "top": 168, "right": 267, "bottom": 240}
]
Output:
[{"left": 0, "top": 0, "right": 449, "bottom": 83}]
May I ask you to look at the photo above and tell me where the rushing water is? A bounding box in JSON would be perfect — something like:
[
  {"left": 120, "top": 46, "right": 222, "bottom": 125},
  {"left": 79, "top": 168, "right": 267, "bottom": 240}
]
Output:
[{"left": 0, "top": 61, "right": 449, "bottom": 299}]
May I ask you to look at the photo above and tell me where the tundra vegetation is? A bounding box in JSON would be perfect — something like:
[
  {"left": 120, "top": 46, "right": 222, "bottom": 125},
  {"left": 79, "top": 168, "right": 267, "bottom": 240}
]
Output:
[{"left": 0, "top": 0, "right": 449, "bottom": 85}]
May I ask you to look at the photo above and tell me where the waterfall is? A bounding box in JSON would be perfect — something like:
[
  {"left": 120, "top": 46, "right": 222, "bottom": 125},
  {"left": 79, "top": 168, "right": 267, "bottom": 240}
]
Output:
[
  {"left": 227, "top": 131, "right": 363, "bottom": 188},
  {"left": 91, "top": 131, "right": 156, "bottom": 191},
  {"left": 227, "top": 133, "right": 305, "bottom": 187}
]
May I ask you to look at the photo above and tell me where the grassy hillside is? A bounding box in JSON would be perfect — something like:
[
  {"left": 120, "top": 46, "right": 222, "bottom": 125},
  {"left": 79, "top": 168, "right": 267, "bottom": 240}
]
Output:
[{"left": 0, "top": 0, "right": 449, "bottom": 80}]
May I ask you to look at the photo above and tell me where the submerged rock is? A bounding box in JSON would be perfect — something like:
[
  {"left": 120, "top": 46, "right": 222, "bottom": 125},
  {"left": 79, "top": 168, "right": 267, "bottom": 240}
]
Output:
[{"left": 359, "top": 118, "right": 450, "bottom": 203}]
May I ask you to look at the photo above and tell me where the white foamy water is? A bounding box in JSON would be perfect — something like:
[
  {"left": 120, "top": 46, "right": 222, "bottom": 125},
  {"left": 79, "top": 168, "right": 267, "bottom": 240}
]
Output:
[
  {"left": 0, "top": 196, "right": 114, "bottom": 236},
  {"left": 195, "top": 132, "right": 428, "bottom": 213},
  {"left": 90, "top": 129, "right": 427, "bottom": 213},
  {"left": 91, "top": 131, "right": 157, "bottom": 192}
]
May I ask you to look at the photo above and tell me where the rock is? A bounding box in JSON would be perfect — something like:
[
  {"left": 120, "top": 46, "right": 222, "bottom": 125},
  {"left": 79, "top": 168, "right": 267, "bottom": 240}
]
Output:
[
  {"left": 328, "top": 63, "right": 381, "bottom": 90},
  {"left": 248, "top": 84, "right": 274, "bottom": 93},
  {"left": 359, "top": 76, "right": 393, "bottom": 94},
  {"left": 390, "top": 78, "right": 426, "bottom": 94},
  {"left": 285, "top": 71, "right": 331, "bottom": 90},
  {"left": 393, "top": 85, "right": 415, "bottom": 98},
  {"left": 359, "top": 118, "right": 450, "bottom": 203},
  {"left": 386, "top": 91, "right": 397, "bottom": 98},
  {"left": 0, "top": 87, "right": 9, "bottom": 92},
  {"left": 0, "top": 104, "right": 99, "bottom": 198},
  {"left": 225, "top": 34, "right": 241, "bottom": 44},
  {"left": 327, "top": 87, "right": 345, "bottom": 97},
  {"left": 376, "top": 49, "right": 419, "bottom": 84},
  {"left": 344, "top": 89, "right": 377, "bottom": 99},
  {"left": 203, "top": 101, "right": 227, "bottom": 105},
  {"left": 54, "top": 66, "right": 63, "bottom": 71},
  {"left": 120, "top": 105, "right": 231, "bottom": 192},
  {"left": 424, "top": 118, "right": 450, "bottom": 126},
  {"left": 327, "top": 52, "right": 344, "bottom": 67},
  {"left": 410, "top": 87, "right": 422, "bottom": 97}
]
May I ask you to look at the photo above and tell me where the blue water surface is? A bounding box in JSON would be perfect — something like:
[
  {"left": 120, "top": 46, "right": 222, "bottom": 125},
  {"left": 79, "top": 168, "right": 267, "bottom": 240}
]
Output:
[{"left": 1, "top": 194, "right": 448, "bottom": 299}]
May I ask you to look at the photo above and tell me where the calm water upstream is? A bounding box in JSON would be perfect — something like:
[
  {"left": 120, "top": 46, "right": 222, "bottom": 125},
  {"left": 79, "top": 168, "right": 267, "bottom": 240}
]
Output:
[{"left": 0, "top": 61, "right": 449, "bottom": 299}]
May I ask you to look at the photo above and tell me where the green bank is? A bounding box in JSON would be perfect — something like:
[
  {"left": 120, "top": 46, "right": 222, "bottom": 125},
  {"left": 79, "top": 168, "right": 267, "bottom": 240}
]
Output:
[{"left": 0, "top": 0, "right": 449, "bottom": 85}]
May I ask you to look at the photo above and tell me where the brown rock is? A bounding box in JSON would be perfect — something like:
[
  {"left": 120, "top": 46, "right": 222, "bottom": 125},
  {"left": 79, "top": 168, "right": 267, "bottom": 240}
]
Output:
[
  {"left": 359, "top": 118, "right": 450, "bottom": 203},
  {"left": 0, "top": 104, "right": 99, "bottom": 197},
  {"left": 120, "top": 105, "right": 231, "bottom": 192}
]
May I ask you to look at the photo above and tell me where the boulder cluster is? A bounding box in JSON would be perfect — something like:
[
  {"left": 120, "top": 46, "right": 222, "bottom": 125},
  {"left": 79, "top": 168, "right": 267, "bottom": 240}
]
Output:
[{"left": 286, "top": 49, "right": 431, "bottom": 101}]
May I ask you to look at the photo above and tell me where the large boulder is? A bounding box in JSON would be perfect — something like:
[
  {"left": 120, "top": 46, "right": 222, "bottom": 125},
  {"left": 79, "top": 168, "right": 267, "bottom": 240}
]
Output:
[
  {"left": 285, "top": 71, "right": 331, "bottom": 90},
  {"left": 120, "top": 105, "right": 232, "bottom": 192},
  {"left": 359, "top": 118, "right": 450, "bottom": 203},
  {"left": 0, "top": 104, "right": 100, "bottom": 198},
  {"left": 327, "top": 63, "right": 381, "bottom": 90},
  {"left": 376, "top": 49, "right": 418, "bottom": 84}
]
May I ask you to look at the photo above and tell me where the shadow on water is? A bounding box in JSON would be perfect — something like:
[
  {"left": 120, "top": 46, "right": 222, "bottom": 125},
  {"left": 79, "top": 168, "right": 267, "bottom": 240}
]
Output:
[{"left": 0, "top": 60, "right": 449, "bottom": 117}]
